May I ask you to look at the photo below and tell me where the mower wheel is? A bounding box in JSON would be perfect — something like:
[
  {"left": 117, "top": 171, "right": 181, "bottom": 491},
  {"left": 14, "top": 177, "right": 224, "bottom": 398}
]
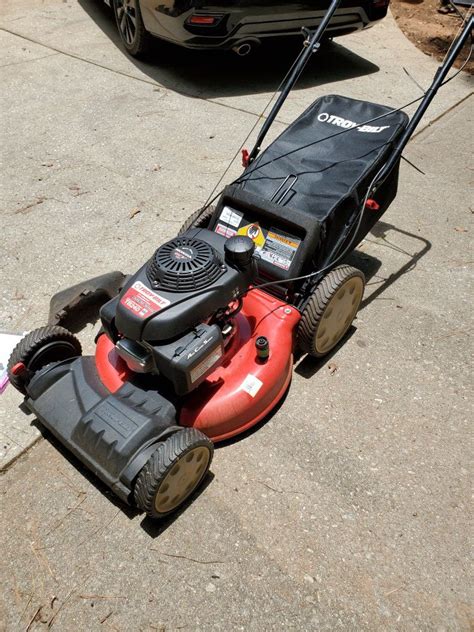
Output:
[
  {"left": 297, "top": 265, "right": 365, "bottom": 357},
  {"left": 7, "top": 326, "right": 82, "bottom": 394},
  {"left": 134, "top": 428, "right": 213, "bottom": 519},
  {"left": 178, "top": 205, "right": 215, "bottom": 236}
]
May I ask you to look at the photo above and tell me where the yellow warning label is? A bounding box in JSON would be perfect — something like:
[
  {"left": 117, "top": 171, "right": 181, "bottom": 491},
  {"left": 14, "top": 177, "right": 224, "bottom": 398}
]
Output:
[
  {"left": 237, "top": 223, "right": 266, "bottom": 249},
  {"left": 267, "top": 231, "right": 300, "bottom": 249}
]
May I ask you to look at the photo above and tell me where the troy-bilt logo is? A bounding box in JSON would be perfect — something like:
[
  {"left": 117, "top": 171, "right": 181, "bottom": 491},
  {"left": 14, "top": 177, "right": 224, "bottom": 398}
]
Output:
[
  {"left": 121, "top": 281, "right": 170, "bottom": 319},
  {"left": 317, "top": 112, "right": 390, "bottom": 134}
]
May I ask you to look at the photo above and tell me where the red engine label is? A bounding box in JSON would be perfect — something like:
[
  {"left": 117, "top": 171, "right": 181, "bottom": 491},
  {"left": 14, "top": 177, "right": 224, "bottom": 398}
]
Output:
[{"left": 120, "top": 281, "right": 170, "bottom": 319}]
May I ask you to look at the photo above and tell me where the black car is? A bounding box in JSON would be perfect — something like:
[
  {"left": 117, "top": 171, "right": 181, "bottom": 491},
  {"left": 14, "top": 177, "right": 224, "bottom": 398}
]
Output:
[{"left": 105, "top": 0, "right": 390, "bottom": 57}]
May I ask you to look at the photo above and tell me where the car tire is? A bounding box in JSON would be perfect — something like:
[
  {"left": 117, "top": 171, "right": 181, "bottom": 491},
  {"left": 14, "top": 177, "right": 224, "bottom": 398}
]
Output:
[
  {"left": 113, "top": 0, "right": 152, "bottom": 58},
  {"left": 134, "top": 428, "right": 214, "bottom": 519}
]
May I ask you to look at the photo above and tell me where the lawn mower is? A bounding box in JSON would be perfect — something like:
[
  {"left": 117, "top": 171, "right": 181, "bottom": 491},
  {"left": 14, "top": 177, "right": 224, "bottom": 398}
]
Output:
[{"left": 8, "top": 2, "right": 472, "bottom": 519}]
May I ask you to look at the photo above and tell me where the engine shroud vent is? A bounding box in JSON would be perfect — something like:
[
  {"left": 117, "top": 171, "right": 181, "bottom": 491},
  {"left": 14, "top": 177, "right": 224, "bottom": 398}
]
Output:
[{"left": 147, "top": 237, "right": 225, "bottom": 293}]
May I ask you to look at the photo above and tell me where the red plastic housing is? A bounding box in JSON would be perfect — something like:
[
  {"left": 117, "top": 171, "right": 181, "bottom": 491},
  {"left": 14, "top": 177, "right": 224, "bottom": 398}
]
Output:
[
  {"left": 95, "top": 334, "right": 129, "bottom": 393},
  {"left": 95, "top": 289, "right": 300, "bottom": 442}
]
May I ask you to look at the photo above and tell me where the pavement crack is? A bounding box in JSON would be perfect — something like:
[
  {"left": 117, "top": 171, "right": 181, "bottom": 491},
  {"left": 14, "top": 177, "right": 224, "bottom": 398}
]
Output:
[
  {"left": 151, "top": 551, "right": 226, "bottom": 565},
  {"left": 47, "top": 587, "right": 76, "bottom": 629},
  {"left": 0, "top": 435, "right": 43, "bottom": 473},
  {"left": 256, "top": 480, "right": 308, "bottom": 496},
  {"left": 1, "top": 26, "right": 164, "bottom": 88},
  {"left": 411, "top": 90, "right": 473, "bottom": 140},
  {"left": 13, "top": 196, "right": 48, "bottom": 215},
  {"left": 0, "top": 52, "right": 59, "bottom": 68},
  {"left": 74, "top": 509, "right": 121, "bottom": 548},
  {"left": 25, "top": 605, "right": 43, "bottom": 632}
]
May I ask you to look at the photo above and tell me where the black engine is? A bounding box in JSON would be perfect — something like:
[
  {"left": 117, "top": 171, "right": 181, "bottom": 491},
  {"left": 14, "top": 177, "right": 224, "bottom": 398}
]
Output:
[{"left": 100, "top": 228, "right": 256, "bottom": 395}]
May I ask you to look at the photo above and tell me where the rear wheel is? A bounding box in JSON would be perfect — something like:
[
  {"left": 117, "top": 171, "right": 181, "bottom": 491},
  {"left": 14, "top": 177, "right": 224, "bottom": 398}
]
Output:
[
  {"left": 297, "top": 265, "right": 365, "bottom": 357},
  {"left": 113, "top": 0, "right": 152, "bottom": 58},
  {"left": 134, "top": 428, "right": 213, "bottom": 519},
  {"left": 178, "top": 205, "right": 215, "bottom": 236},
  {"left": 7, "top": 326, "right": 82, "bottom": 394}
]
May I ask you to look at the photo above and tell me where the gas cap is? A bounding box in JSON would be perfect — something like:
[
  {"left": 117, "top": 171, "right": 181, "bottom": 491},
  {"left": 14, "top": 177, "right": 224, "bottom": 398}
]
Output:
[{"left": 224, "top": 235, "right": 255, "bottom": 269}]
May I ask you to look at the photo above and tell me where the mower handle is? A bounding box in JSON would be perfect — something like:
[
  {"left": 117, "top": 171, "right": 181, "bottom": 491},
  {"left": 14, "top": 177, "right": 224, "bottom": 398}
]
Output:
[{"left": 247, "top": 0, "right": 342, "bottom": 164}]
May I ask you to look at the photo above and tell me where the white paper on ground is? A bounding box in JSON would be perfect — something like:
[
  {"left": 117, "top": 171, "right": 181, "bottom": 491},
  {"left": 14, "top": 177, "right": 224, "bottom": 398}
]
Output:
[{"left": 0, "top": 332, "right": 26, "bottom": 394}]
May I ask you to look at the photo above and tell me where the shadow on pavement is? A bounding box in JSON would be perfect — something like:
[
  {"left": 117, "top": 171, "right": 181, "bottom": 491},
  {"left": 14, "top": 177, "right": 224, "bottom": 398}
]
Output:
[
  {"left": 295, "top": 221, "right": 432, "bottom": 379},
  {"left": 30, "top": 421, "right": 140, "bottom": 519},
  {"left": 29, "top": 419, "right": 215, "bottom": 536},
  {"left": 358, "top": 220, "right": 432, "bottom": 311},
  {"left": 77, "top": 0, "right": 379, "bottom": 99},
  {"left": 140, "top": 472, "right": 215, "bottom": 537},
  {"left": 294, "top": 327, "right": 358, "bottom": 379}
]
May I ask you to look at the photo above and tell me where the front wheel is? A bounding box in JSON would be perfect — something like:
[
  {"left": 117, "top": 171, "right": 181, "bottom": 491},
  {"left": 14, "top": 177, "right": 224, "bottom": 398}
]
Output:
[
  {"left": 134, "top": 428, "right": 213, "bottom": 519},
  {"left": 7, "top": 326, "right": 82, "bottom": 394},
  {"left": 113, "top": 0, "right": 152, "bottom": 58}
]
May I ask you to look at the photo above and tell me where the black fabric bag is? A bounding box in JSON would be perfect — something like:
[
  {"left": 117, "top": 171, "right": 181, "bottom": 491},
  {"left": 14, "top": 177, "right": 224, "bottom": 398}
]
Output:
[{"left": 237, "top": 95, "right": 409, "bottom": 265}]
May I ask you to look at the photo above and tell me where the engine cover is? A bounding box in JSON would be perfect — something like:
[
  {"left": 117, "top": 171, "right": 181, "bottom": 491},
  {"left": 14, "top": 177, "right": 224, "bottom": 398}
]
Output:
[
  {"left": 147, "top": 236, "right": 225, "bottom": 292},
  {"left": 100, "top": 228, "right": 254, "bottom": 343}
]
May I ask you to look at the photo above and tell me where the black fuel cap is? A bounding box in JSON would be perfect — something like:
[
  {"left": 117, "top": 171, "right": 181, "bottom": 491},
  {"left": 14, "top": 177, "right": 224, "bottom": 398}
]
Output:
[{"left": 224, "top": 235, "right": 255, "bottom": 269}]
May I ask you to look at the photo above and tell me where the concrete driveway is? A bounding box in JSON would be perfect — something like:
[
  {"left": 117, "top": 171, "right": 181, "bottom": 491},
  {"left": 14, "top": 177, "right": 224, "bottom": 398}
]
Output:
[{"left": 0, "top": 1, "right": 472, "bottom": 630}]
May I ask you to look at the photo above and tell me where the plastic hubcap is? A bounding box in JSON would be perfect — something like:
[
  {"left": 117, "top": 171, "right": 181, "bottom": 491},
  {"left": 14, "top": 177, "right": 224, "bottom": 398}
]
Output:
[
  {"left": 154, "top": 446, "right": 211, "bottom": 513},
  {"left": 29, "top": 341, "right": 79, "bottom": 372},
  {"left": 315, "top": 277, "right": 364, "bottom": 354}
]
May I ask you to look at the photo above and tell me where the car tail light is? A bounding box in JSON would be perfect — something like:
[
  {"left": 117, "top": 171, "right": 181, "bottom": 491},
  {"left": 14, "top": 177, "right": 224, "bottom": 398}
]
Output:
[{"left": 188, "top": 15, "right": 219, "bottom": 26}]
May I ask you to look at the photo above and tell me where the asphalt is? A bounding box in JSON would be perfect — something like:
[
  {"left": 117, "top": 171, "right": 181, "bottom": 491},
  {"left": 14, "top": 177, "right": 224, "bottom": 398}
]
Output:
[{"left": 0, "top": 1, "right": 473, "bottom": 630}]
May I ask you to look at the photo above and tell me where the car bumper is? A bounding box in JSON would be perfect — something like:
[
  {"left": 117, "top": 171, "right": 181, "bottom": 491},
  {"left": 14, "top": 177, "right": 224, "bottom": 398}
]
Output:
[{"left": 140, "top": 2, "right": 388, "bottom": 50}]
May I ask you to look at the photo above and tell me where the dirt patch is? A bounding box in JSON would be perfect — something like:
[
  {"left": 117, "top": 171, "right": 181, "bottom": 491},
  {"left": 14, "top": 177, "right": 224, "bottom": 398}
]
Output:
[{"left": 391, "top": 0, "right": 473, "bottom": 74}]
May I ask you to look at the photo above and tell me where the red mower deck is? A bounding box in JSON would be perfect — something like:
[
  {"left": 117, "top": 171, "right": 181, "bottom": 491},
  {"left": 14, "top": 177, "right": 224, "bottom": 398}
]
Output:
[{"left": 96, "top": 289, "right": 300, "bottom": 442}]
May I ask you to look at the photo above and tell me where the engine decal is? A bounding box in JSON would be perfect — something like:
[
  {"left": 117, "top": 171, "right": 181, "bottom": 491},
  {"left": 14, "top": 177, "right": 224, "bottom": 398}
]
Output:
[
  {"left": 219, "top": 206, "right": 243, "bottom": 228},
  {"left": 259, "top": 228, "right": 301, "bottom": 271},
  {"left": 215, "top": 222, "right": 237, "bottom": 238},
  {"left": 190, "top": 346, "right": 223, "bottom": 384},
  {"left": 237, "top": 223, "right": 266, "bottom": 249},
  {"left": 240, "top": 373, "right": 263, "bottom": 398},
  {"left": 120, "top": 281, "right": 170, "bottom": 319},
  {"left": 214, "top": 205, "right": 302, "bottom": 272}
]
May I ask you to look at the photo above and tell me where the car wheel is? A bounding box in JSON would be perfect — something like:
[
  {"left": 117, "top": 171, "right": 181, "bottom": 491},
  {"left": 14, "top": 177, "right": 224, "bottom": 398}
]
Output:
[{"left": 113, "top": 0, "right": 152, "bottom": 58}]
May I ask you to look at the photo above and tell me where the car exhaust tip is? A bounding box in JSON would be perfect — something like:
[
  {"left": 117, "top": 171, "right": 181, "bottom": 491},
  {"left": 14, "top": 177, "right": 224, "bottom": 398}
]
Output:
[{"left": 232, "top": 40, "right": 259, "bottom": 57}]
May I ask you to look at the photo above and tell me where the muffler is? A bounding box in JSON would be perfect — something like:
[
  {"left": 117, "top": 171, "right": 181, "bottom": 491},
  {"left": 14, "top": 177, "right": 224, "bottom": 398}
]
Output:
[{"left": 232, "top": 39, "right": 260, "bottom": 57}]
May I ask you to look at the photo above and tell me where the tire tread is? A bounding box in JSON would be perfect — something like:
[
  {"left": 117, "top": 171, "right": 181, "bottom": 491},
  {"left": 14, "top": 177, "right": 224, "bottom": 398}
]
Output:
[
  {"left": 134, "top": 428, "right": 213, "bottom": 518},
  {"left": 178, "top": 206, "right": 216, "bottom": 236},
  {"left": 297, "top": 265, "right": 365, "bottom": 357},
  {"left": 7, "top": 326, "right": 82, "bottom": 393}
]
